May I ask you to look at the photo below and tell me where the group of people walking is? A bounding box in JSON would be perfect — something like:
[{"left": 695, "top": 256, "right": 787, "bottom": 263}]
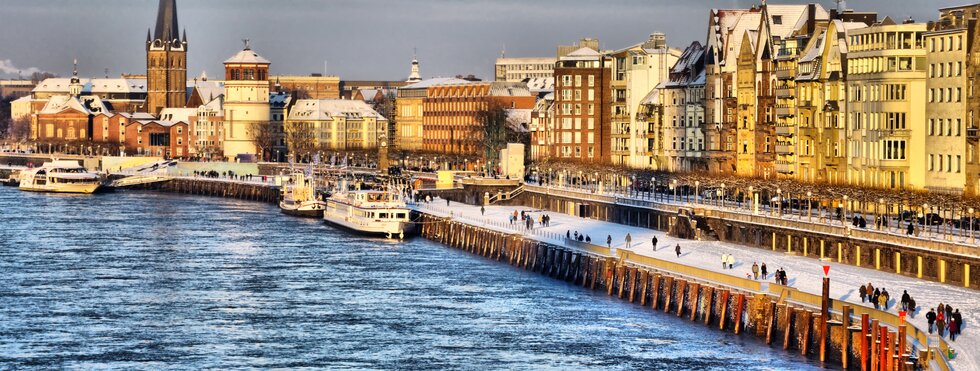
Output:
[
  {"left": 750, "top": 261, "right": 768, "bottom": 280},
  {"left": 926, "top": 303, "right": 964, "bottom": 341},
  {"left": 859, "top": 283, "right": 894, "bottom": 310}
]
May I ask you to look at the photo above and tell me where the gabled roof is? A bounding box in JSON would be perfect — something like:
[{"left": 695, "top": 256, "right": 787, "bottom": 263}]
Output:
[
  {"left": 489, "top": 82, "right": 532, "bottom": 97},
  {"left": 561, "top": 47, "right": 603, "bottom": 61},
  {"left": 33, "top": 78, "right": 147, "bottom": 94},
  {"left": 38, "top": 95, "right": 110, "bottom": 115},
  {"left": 132, "top": 119, "right": 185, "bottom": 128}
]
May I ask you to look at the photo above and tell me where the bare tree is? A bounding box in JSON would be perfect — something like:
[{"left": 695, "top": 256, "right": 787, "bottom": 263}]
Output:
[
  {"left": 284, "top": 121, "right": 317, "bottom": 162},
  {"left": 7, "top": 117, "right": 30, "bottom": 141},
  {"left": 477, "top": 100, "right": 510, "bottom": 168},
  {"left": 249, "top": 121, "right": 276, "bottom": 162}
]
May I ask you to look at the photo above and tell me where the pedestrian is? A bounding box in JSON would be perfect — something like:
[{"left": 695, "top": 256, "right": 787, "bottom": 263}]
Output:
[
  {"left": 721, "top": 254, "right": 728, "bottom": 269},
  {"left": 625, "top": 233, "right": 632, "bottom": 249},
  {"left": 585, "top": 235, "right": 591, "bottom": 243},
  {"left": 877, "top": 292, "right": 887, "bottom": 310},
  {"left": 872, "top": 288, "right": 881, "bottom": 309},
  {"left": 953, "top": 309, "right": 962, "bottom": 336},
  {"left": 945, "top": 304, "right": 953, "bottom": 322},
  {"left": 480, "top": 206, "right": 485, "bottom": 215},
  {"left": 446, "top": 198, "right": 450, "bottom": 206},
  {"left": 866, "top": 283, "right": 875, "bottom": 302},
  {"left": 859, "top": 284, "right": 868, "bottom": 303},
  {"left": 675, "top": 243, "right": 681, "bottom": 257},
  {"left": 950, "top": 316, "right": 959, "bottom": 341},
  {"left": 751, "top": 262, "right": 759, "bottom": 280},
  {"left": 907, "top": 223, "right": 914, "bottom": 235},
  {"left": 566, "top": 230, "right": 571, "bottom": 239},
  {"left": 607, "top": 235, "right": 612, "bottom": 249},
  {"left": 908, "top": 297, "right": 917, "bottom": 317},
  {"left": 727, "top": 254, "right": 735, "bottom": 270},
  {"left": 927, "top": 309, "right": 937, "bottom": 333},
  {"left": 761, "top": 262, "right": 768, "bottom": 280},
  {"left": 901, "top": 290, "right": 910, "bottom": 311},
  {"left": 881, "top": 289, "right": 890, "bottom": 310},
  {"left": 652, "top": 236, "right": 658, "bottom": 251},
  {"left": 937, "top": 311, "right": 946, "bottom": 337}
]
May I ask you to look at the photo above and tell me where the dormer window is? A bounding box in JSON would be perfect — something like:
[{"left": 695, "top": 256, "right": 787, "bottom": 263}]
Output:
[{"left": 773, "top": 16, "right": 782, "bottom": 25}]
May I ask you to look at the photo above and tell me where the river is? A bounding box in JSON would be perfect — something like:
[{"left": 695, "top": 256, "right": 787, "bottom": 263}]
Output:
[{"left": 0, "top": 187, "right": 822, "bottom": 370}]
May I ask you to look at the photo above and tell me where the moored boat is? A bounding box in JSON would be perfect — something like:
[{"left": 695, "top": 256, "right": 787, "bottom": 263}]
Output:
[
  {"left": 19, "top": 160, "right": 101, "bottom": 194},
  {"left": 279, "top": 172, "right": 326, "bottom": 217},
  {"left": 323, "top": 185, "right": 414, "bottom": 239}
]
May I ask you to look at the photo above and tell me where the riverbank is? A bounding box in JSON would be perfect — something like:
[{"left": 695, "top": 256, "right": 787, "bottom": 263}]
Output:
[{"left": 412, "top": 199, "right": 967, "bottom": 370}]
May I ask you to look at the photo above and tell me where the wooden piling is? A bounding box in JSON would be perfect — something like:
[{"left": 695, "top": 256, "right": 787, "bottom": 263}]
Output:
[
  {"left": 801, "top": 310, "right": 813, "bottom": 356},
  {"left": 628, "top": 267, "right": 638, "bottom": 303},
  {"left": 663, "top": 276, "right": 675, "bottom": 313},
  {"left": 861, "top": 314, "right": 869, "bottom": 371},
  {"left": 676, "top": 280, "right": 688, "bottom": 317},
  {"left": 784, "top": 306, "right": 795, "bottom": 350},
  {"left": 870, "top": 320, "right": 879, "bottom": 371},
  {"left": 766, "top": 302, "right": 779, "bottom": 345},
  {"left": 638, "top": 270, "right": 650, "bottom": 306},
  {"left": 733, "top": 293, "right": 745, "bottom": 334},
  {"left": 719, "top": 289, "right": 730, "bottom": 331},
  {"left": 651, "top": 273, "right": 662, "bottom": 310},
  {"left": 688, "top": 283, "right": 700, "bottom": 321},
  {"left": 702, "top": 286, "right": 714, "bottom": 325}
]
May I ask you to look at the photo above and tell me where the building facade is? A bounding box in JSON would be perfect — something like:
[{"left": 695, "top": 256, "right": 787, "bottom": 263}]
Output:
[
  {"left": 494, "top": 57, "right": 556, "bottom": 82},
  {"left": 551, "top": 47, "right": 611, "bottom": 163},
  {"left": 422, "top": 81, "right": 535, "bottom": 158},
  {"left": 222, "top": 44, "right": 271, "bottom": 161},
  {"left": 285, "top": 99, "right": 387, "bottom": 151},
  {"left": 145, "top": 0, "right": 187, "bottom": 115}
]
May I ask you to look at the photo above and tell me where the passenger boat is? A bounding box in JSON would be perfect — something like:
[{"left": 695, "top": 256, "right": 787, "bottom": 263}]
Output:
[
  {"left": 19, "top": 160, "right": 101, "bottom": 194},
  {"left": 279, "top": 172, "right": 326, "bottom": 217},
  {"left": 323, "top": 185, "right": 414, "bottom": 239}
]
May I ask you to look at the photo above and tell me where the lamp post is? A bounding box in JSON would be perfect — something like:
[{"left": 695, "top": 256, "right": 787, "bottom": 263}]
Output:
[
  {"left": 969, "top": 207, "right": 975, "bottom": 244},
  {"left": 842, "top": 195, "right": 849, "bottom": 224},
  {"left": 672, "top": 179, "right": 677, "bottom": 203},
  {"left": 922, "top": 203, "right": 929, "bottom": 237},
  {"left": 748, "top": 186, "right": 754, "bottom": 212},
  {"left": 807, "top": 191, "right": 813, "bottom": 222},
  {"left": 651, "top": 177, "right": 656, "bottom": 202},
  {"left": 878, "top": 198, "right": 885, "bottom": 231},
  {"left": 695, "top": 180, "right": 700, "bottom": 205},
  {"left": 777, "top": 188, "right": 782, "bottom": 216},
  {"left": 721, "top": 183, "right": 725, "bottom": 208}
]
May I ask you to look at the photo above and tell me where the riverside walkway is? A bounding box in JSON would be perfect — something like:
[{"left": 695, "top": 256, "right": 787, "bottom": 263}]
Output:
[{"left": 414, "top": 198, "right": 975, "bottom": 370}]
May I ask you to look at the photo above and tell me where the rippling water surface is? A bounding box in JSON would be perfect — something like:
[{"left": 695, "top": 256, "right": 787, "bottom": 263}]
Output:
[{"left": 0, "top": 187, "right": 822, "bottom": 370}]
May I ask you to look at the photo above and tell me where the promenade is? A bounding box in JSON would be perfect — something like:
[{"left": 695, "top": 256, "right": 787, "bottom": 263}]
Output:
[{"left": 415, "top": 197, "right": 977, "bottom": 370}]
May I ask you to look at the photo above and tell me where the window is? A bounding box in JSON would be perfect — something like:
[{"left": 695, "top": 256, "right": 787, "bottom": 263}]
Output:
[
  {"left": 772, "top": 15, "right": 782, "bottom": 24},
  {"left": 588, "top": 75, "right": 595, "bottom": 87}
]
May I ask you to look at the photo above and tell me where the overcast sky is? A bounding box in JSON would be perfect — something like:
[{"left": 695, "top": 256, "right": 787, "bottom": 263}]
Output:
[{"left": 0, "top": 0, "right": 967, "bottom": 81}]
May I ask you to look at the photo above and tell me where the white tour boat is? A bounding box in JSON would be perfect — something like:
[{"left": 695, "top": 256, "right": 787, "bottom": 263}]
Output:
[
  {"left": 279, "top": 172, "right": 326, "bottom": 217},
  {"left": 19, "top": 160, "right": 101, "bottom": 194},
  {"left": 323, "top": 186, "right": 414, "bottom": 239}
]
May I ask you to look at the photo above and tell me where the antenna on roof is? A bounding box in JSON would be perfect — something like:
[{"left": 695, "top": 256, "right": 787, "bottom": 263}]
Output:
[{"left": 501, "top": 43, "right": 506, "bottom": 58}]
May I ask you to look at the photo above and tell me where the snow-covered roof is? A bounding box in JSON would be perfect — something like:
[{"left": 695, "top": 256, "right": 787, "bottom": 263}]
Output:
[
  {"left": 561, "top": 47, "right": 603, "bottom": 61},
  {"left": 133, "top": 119, "right": 185, "bottom": 127},
  {"left": 489, "top": 82, "right": 532, "bottom": 97},
  {"left": 117, "top": 112, "right": 156, "bottom": 120},
  {"left": 33, "top": 78, "right": 147, "bottom": 94},
  {"left": 401, "top": 77, "right": 469, "bottom": 90},
  {"left": 224, "top": 48, "right": 271, "bottom": 64},
  {"left": 159, "top": 107, "right": 197, "bottom": 123},
  {"left": 506, "top": 109, "right": 532, "bottom": 133},
  {"left": 639, "top": 87, "right": 661, "bottom": 105},
  {"left": 190, "top": 81, "right": 224, "bottom": 102},
  {"left": 524, "top": 77, "right": 554, "bottom": 93},
  {"left": 287, "top": 99, "right": 387, "bottom": 122},
  {"left": 38, "top": 95, "right": 111, "bottom": 115}
]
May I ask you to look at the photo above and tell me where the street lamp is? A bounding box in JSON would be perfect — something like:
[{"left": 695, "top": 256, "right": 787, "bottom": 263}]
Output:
[
  {"left": 671, "top": 179, "right": 678, "bottom": 203},
  {"left": 969, "top": 207, "right": 975, "bottom": 244},
  {"left": 842, "top": 195, "right": 849, "bottom": 224},
  {"left": 695, "top": 180, "right": 700, "bottom": 205},
  {"left": 721, "top": 183, "right": 726, "bottom": 208},
  {"left": 923, "top": 203, "right": 929, "bottom": 237},
  {"left": 777, "top": 188, "right": 782, "bottom": 216},
  {"left": 748, "top": 186, "right": 754, "bottom": 212},
  {"left": 651, "top": 177, "right": 656, "bottom": 201},
  {"left": 807, "top": 191, "right": 813, "bottom": 222},
  {"left": 878, "top": 198, "right": 885, "bottom": 231}
]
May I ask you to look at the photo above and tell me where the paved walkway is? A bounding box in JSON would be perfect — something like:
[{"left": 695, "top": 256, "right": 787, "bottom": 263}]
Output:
[{"left": 414, "top": 198, "right": 977, "bottom": 370}]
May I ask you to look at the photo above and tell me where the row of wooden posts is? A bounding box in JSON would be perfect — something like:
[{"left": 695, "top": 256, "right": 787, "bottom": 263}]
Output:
[
  {"left": 137, "top": 178, "right": 280, "bottom": 204},
  {"left": 417, "top": 212, "right": 929, "bottom": 371}
]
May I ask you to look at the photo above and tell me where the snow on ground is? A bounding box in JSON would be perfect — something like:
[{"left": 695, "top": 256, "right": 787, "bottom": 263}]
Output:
[{"left": 414, "top": 198, "right": 978, "bottom": 370}]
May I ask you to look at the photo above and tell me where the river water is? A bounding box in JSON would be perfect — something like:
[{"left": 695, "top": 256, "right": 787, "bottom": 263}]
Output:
[{"left": 0, "top": 187, "right": 822, "bottom": 370}]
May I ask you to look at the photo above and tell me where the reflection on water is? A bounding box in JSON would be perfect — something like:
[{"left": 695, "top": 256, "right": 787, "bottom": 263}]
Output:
[{"left": 0, "top": 187, "right": 821, "bottom": 369}]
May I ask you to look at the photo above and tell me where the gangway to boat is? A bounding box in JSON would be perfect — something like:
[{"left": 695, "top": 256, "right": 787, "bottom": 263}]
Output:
[{"left": 108, "top": 174, "right": 172, "bottom": 188}]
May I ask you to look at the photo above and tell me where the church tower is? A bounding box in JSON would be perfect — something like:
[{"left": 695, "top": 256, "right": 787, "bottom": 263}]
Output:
[
  {"left": 146, "top": 0, "right": 187, "bottom": 115},
  {"left": 406, "top": 51, "right": 421, "bottom": 83}
]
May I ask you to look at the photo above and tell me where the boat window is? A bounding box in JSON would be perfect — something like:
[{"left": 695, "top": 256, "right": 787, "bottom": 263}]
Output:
[
  {"left": 379, "top": 213, "right": 388, "bottom": 219},
  {"left": 396, "top": 213, "right": 406, "bottom": 219}
]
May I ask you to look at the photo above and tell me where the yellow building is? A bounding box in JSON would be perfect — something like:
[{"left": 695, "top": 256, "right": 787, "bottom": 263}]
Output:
[
  {"left": 286, "top": 99, "right": 388, "bottom": 151},
  {"left": 846, "top": 19, "right": 927, "bottom": 190},
  {"left": 222, "top": 44, "right": 271, "bottom": 161},
  {"left": 923, "top": 5, "right": 978, "bottom": 193},
  {"left": 794, "top": 20, "right": 864, "bottom": 185}
]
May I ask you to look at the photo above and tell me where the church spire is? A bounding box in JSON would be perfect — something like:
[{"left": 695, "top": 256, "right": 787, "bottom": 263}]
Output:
[
  {"left": 407, "top": 48, "right": 421, "bottom": 83},
  {"left": 153, "top": 0, "right": 179, "bottom": 41}
]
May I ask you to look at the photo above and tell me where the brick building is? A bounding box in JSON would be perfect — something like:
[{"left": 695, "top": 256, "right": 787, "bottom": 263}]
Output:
[
  {"left": 422, "top": 81, "right": 535, "bottom": 158},
  {"left": 551, "top": 47, "right": 612, "bottom": 163}
]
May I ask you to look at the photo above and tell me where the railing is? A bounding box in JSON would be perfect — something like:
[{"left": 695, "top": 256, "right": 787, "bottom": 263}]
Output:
[
  {"left": 775, "top": 68, "right": 794, "bottom": 80},
  {"left": 775, "top": 125, "right": 794, "bottom": 136},
  {"left": 487, "top": 185, "right": 525, "bottom": 204},
  {"left": 775, "top": 86, "right": 795, "bottom": 98},
  {"left": 621, "top": 250, "right": 763, "bottom": 292},
  {"left": 775, "top": 106, "right": 794, "bottom": 117}
]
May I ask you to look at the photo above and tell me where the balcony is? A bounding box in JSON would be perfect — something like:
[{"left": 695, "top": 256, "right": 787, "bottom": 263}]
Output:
[
  {"left": 775, "top": 161, "right": 795, "bottom": 174},
  {"left": 775, "top": 68, "right": 794, "bottom": 80},
  {"left": 775, "top": 47, "right": 798, "bottom": 60},
  {"left": 969, "top": 127, "right": 979, "bottom": 139},
  {"left": 775, "top": 125, "right": 794, "bottom": 136},
  {"left": 775, "top": 144, "right": 794, "bottom": 155},
  {"left": 775, "top": 86, "right": 794, "bottom": 99},
  {"left": 775, "top": 105, "right": 794, "bottom": 118}
]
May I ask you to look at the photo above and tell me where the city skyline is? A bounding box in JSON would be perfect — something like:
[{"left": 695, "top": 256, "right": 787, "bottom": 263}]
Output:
[{"left": 0, "top": 0, "right": 969, "bottom": 81}]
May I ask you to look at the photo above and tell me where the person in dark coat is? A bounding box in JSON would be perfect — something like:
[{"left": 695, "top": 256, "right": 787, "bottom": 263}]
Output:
[
  {"left": 675, "top": 244, "right": 681, "bottom": 257},
  {"left": 908, "top": 297, "right": 917, "bottom": 317},
  {"left": 901, "top": 290, "right": 911, "bottom": 311},
  {"left": 953, "top": 309, "right": 963, "bottom": 336},
  {"left": 859, "top": 285, "right": 868, "bottom": 303},
  {"left": 927, "top": 309, "right": 937, "bottom": 333},
  {"left": 946, "top": 304, "right": 953, "bottom": 322},
  {"left": 761, "top": 262, "right": 768, "bottom": 280},
  {"left": 872, "top": 288, "right": 881, "bottom": 309},
  {"left": 652, "top": 236, "right": 658, "bottom": 250},
  {"left": 907, "top": 223, "right": 914, "bottom": 235},
  {"left": 606, "top": 235, "right": 612, "bottom": 248}
]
